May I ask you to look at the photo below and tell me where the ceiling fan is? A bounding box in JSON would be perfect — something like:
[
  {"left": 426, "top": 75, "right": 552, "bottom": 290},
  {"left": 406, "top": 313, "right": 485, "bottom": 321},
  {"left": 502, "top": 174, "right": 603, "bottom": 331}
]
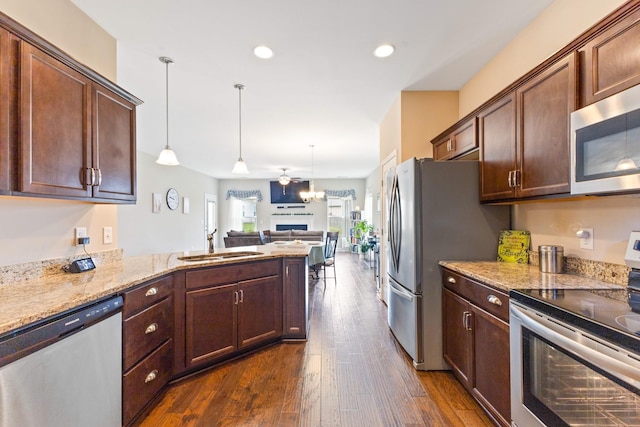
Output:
[{"left": 277, "top": 168, "right": 303, "bottom": 194}]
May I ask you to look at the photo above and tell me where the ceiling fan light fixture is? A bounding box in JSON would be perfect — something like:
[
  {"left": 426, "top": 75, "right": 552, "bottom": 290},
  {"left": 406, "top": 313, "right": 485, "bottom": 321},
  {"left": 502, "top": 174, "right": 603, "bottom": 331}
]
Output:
[
  {"left": 232, "top": 83, "right": 249, "bottom": 174},
  {"left": 156, "top": 56, "right": 180, "bottom": 165},
  {"left": 278, "top": 168, "right": 291, "bottom": 185},
  {"left": 254, "top": 45, "right": 274, "bottom": 59},
  {"left": 374, "top": 44, "right": 395, "bottom": 58}
]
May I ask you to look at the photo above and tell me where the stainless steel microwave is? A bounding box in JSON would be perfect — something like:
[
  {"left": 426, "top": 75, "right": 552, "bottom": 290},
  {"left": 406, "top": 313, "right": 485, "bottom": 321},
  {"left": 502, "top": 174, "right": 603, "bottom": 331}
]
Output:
[{"left": 571, "top": 83, "right": 640, "bottom": 195}]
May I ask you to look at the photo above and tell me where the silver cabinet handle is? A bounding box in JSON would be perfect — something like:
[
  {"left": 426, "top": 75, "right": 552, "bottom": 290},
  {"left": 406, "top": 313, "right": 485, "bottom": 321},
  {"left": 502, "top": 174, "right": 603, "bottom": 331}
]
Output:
[
  {"left": 90, "top": 168, "right": 96, "bottom": 186},
  {"left": 462, "top": 311, "right": 472, "bottom": 331},
  {"left": 96, "top": 168, "right": 102, "bottom": 186},
  {"left": 508, "top": 171, "right": 513, "bottom": 187},
  {"left": 447, "top": 276, "right": 456, "bottom": 284},
  {"left": 145, "top": 287, "right": 158, "bottom": 297},
  {"left": 145, "top": 323, "right": 158, "bottom": 334},
  {"left": 144, "top": 370, "right": 158, "bottom": 383},
  {"left": 487, "top": 295, "right": 503, "bottom": 306},
  {"left": 513, "top": 169, "right": 519, "bottom": 187},
  {"left": 234, "top": 291, "right": 239, "bottom": 305},
  {"left": 239, "top": 289, "right": 244, "bottom": 303}
]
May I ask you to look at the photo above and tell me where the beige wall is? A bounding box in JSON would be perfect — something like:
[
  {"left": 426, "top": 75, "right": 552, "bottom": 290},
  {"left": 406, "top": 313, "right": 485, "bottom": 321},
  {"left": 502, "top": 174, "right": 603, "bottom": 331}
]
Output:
[
  {"left": 400, "top": 91, "right": 458, "bottom": 161},
  {"left": 380, "top": 95, "right": 402, "bottom": 163},
  {"left": 0, "top": 0, "right": 116, "bottom": 80},
  {"left": 0, "top": 0, "right": 119, "bottom": 266},
  {"left": 459, "top": 0, "right": 632, "bottom": 264}
]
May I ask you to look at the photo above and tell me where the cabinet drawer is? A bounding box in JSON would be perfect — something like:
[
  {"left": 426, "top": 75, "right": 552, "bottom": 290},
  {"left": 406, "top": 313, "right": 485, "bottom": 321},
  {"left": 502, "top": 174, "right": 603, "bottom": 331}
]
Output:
[
  {"left": 123, "top": 297, "right": 173, "bottom": 370},
  {"left": 123, "top": 339, "right": 172, "bottom": 426},
  {"left": 441, "top": 269, "right": 509, "bottom": 322},
  {"left": 122, "top": 275, "right": 173, "bottom": 317},
  {"left": 185, "top": 259, "right": 281, "bottom": 289}
]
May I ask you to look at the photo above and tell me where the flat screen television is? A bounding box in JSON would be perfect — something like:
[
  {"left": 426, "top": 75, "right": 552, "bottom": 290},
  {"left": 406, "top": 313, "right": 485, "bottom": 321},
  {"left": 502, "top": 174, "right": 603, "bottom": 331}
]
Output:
[{"left": 270, "top": 180, "right": 309, "bottom": 204}]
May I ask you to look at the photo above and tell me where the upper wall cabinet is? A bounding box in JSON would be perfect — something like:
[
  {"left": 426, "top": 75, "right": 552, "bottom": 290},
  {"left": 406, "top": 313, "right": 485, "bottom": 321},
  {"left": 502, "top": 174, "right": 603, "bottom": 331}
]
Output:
[
  {"left": 480, "top": 54, "right": 576, "bottom": 202},
  {"left": 0, "top": 28, "right": 15, "bottom": 195},
  {"left": 0, "top": 12, "right": 141, "bottom": 203},
  {"left": 18, "top": 42, "right": 137, "bottom": 202},
  {"left": 580, "top": 7, "right": 640, "bottom": 107},
  {"left": 433, "top": 117, "right": 477, "bottom": 161}
]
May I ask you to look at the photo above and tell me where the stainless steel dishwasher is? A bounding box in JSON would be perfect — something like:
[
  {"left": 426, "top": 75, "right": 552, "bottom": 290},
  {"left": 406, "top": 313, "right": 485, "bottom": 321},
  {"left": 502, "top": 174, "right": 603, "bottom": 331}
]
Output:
[{"left": 0, "top": 296, "right": 123, "bottom": 427}]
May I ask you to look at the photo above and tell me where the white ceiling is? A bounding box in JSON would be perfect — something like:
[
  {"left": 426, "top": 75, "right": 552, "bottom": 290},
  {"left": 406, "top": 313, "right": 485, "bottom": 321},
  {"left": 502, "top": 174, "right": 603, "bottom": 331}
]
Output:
[{"left": 71, "top": 0, "right": 553, "bottom": 180}]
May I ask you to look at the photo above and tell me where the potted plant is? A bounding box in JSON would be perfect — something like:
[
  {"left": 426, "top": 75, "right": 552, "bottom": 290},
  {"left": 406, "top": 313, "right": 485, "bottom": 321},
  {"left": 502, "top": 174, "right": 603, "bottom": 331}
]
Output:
[{"left": 354, "top": 219, "right": 373, "bottom": 255}]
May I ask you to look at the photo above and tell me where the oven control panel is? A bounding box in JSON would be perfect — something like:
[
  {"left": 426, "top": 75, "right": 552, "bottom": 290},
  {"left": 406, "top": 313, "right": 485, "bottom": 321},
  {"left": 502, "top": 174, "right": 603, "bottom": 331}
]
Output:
[{"left": 624, "top": 231, "right": 640, "bottom": 269}]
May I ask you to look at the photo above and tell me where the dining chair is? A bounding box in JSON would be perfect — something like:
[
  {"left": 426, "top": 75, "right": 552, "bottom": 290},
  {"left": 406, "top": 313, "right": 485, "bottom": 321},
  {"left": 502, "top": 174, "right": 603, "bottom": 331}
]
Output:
[
  {"left": 320, "top": 231, "right": 339, "bottom": 285},
  {"left": 258, "top": 230, "right": 272, "bottom": 245}
]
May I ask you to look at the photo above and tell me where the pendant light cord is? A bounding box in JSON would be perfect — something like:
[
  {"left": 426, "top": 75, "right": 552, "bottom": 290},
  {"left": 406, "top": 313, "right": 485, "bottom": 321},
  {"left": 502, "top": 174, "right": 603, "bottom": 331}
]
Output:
[
  {"left": 165, "top": 59, "right": 170, "bottom": 150},
  {"left": 235, "top": 84, "right": 245, "bottom": 159}
]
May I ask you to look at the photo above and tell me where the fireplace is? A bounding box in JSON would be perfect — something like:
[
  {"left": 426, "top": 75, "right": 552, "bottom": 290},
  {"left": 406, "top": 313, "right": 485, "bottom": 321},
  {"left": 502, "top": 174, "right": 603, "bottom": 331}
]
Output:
[
  {"left": 276, "top": 224, "right": 308, "bottom": 231},
  {"left": 270, "top": 214, "right": 314, "bottom": 231}
]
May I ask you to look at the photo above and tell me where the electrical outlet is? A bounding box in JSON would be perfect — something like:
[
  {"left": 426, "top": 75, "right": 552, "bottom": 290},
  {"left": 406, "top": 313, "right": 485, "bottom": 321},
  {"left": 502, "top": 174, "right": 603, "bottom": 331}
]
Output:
[
  {"left": 578, "top": 227, "right": 594, "bottom": 250},
  {"left": 74, "top": 227, "right": 87, "bottom": 246},
  {"left": 103, "top": 226, "right": 113, "bottom": 244}
]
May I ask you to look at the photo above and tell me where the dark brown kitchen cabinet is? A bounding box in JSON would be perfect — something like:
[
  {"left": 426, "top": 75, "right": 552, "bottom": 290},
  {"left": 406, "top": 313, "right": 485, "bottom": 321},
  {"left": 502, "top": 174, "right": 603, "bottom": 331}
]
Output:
[
  {"left": 479, "top": 92, "right": 516, "bottom": 201},
  {"left": 480, "top": 53, "right": 576, "bottom": 202},
  {"left": 442, "top": 268, "right": 510, "bottom": 427},
  {"left": 18, "top": 42, "right": 137, "bottom": 202},
  {"left": 0, "top": 27, "right": 15, "bottom": 195},
  {"left": 580, "top": 6, "right": 640, "bottom": 107},
  {"left": 121, "top": 274, "right": 175, "bottom": 426},
  {"left": 184, "top": 260, "right": 282, "bottom": 369},
  {"left": 433, "top": 117, "right": 477, "bottom": 161},
  {"left": 283, "top": 257, "right": 309, "bottom": 339}
]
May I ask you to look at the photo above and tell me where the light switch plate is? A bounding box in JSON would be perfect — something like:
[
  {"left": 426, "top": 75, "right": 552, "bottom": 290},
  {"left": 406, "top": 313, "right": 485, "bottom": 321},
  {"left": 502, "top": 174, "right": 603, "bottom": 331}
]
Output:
[{"left": 103, "top": 227, "right": 113, "bottom": 244}]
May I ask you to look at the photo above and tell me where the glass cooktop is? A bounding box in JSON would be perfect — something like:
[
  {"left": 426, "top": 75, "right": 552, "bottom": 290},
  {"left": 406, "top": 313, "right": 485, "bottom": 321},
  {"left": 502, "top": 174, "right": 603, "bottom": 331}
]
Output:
[{"left": 510, "top": 288, "right": 640, "bottom": 354}]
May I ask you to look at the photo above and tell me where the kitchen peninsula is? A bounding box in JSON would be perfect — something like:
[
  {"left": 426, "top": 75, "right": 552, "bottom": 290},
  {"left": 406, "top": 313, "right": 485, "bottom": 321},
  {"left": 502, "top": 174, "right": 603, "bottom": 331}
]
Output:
[{"left": 0, "top": 245, "right": 312, "bottom": 425}]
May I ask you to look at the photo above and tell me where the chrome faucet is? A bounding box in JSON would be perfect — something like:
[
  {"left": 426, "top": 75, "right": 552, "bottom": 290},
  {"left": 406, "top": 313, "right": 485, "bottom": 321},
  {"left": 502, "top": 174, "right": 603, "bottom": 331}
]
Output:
[{"left": 207, "top": 229, "right": 217, "bottom": 253}]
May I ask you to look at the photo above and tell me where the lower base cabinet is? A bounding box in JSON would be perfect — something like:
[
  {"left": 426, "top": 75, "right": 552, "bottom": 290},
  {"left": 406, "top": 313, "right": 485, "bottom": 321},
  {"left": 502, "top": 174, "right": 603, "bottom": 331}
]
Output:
[
  {"left": 184, "top": 259, "right": 283, "bottom": 369},
  {"left": 441, "top": 268, "right": 511, "bottom": 427}
]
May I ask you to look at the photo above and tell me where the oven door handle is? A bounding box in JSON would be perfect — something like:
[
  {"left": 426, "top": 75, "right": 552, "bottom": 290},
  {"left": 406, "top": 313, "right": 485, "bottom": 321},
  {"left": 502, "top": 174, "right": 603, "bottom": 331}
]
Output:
[{"left": 511, "top": 304, "right": 640, "bottom": 390}]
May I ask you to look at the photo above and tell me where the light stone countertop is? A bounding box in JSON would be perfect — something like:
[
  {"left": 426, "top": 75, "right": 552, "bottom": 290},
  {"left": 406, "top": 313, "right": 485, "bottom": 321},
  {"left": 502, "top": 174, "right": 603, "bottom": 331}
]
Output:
[
  {"left": 439, "top": 261, "right": 625, "bottom": 293},
  {"left": 0, "top": 245, "right": 311, "bottom": 336}
]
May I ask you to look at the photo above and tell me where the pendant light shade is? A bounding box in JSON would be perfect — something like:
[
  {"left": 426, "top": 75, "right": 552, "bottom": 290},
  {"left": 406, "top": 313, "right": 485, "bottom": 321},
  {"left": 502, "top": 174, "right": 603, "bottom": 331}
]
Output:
[
  {"left": 300, "top": 145, "right": 325, "bottom": 203},
  {"left": 156, "top": 56, "right": 179, "bottom": 165},
  {"left": 614, "top": 113, "right": 638, "bottom": 171},
  {"left": 232, "top": 83, "right": 249, "bottom": 174}
]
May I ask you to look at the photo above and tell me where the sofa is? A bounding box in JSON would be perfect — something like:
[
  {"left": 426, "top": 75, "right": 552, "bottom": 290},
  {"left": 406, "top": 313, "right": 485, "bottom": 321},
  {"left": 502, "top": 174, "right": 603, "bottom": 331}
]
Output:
[{"left": 223, "top": 229, "right": 324, "bottom": 248}]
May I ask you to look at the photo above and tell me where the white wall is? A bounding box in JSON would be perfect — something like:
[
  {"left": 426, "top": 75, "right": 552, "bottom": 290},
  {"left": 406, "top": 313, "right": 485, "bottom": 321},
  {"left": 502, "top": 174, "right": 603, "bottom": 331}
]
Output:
[
  {"left": 118, "top": 152, "right": 219, "bottom": 256},
  {"left": 218, "top": 178, "right": 366, "bottom": 240}
]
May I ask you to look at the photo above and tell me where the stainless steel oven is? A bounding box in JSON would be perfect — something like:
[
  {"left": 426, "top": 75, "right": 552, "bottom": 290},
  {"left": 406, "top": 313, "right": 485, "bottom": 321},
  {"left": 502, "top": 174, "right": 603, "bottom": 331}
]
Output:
[
  {"left": 571, "top": 83, "right": 640, "bottom": 196},
  {"left": 510, "top": 298, "right": 640, "bottom": 427}
]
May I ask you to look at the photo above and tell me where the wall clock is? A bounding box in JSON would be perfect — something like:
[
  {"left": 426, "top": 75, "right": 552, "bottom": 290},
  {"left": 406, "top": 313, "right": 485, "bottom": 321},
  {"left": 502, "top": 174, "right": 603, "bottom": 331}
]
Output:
[{"left": 166, "top": 188, "right": 179, "bottom": 210}]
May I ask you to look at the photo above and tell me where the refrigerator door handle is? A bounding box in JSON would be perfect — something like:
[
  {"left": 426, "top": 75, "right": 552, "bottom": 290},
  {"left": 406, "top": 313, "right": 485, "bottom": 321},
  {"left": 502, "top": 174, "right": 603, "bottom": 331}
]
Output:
[
  {"left": 389, "top": 173, "right": 402, "bottom": 272},
  {"left": 389, "top": 280, "right": 414, "bottom": 302}
]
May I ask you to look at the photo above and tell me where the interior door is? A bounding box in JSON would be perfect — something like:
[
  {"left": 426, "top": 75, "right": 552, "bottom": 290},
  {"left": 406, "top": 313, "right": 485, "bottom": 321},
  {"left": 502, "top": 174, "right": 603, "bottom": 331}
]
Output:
[{"left": 204, "top": 193, "right": 217, "bottom": 250}]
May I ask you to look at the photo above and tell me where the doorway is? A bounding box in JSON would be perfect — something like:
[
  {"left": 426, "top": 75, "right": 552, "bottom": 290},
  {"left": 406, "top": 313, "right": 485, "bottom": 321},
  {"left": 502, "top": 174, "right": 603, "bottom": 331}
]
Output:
[{"left": 204, "top": 193, "right": 217, "bottom": 250}]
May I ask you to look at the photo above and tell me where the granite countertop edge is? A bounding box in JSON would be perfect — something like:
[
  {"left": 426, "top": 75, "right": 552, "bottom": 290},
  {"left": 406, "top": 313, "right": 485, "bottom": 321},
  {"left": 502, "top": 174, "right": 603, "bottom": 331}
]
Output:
[
  {"left": 439, "top": 260, "right": 625, "bottom": 293},
  {"left": 0, "top": 246, "right": 311, "bottom": 337}
]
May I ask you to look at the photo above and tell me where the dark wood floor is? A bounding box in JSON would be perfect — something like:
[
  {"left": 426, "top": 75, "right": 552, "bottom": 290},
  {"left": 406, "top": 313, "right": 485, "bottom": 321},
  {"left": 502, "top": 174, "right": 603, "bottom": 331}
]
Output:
[{"left": 139, "top": 252, "right": 494, "bottom": 426}]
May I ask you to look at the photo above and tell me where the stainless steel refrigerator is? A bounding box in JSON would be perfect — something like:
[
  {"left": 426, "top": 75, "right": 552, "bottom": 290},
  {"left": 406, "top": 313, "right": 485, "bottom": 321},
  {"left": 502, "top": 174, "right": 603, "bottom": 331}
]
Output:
[{"left": 386, "top": 158, "right": 510, "bottom": 370}]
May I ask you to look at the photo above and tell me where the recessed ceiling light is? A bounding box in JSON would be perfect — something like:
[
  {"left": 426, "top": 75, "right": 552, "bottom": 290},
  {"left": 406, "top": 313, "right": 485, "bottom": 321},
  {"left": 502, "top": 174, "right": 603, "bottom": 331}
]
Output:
[
  {"left": 254, "top": 46, "right": 274, "bottom": 59},
  {"left": 374, "top": 44, "right": 395, "bottom": 58}
]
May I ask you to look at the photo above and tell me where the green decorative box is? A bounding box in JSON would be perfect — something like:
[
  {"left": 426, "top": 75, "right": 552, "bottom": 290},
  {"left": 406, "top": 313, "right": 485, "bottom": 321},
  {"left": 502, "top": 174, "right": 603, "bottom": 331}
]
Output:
[{"left": 497, "top": 230, "right": 531, "bottom": 263}]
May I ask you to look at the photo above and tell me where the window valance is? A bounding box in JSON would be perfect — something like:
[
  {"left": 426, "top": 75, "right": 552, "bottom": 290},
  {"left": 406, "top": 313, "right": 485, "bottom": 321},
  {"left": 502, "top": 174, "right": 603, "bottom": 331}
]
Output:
[
  {"left": 225, "top": 189, "right": 263, "bottom": 201},
  {"left": 325, "top": 189, "right": 356, "bottom": 200}
]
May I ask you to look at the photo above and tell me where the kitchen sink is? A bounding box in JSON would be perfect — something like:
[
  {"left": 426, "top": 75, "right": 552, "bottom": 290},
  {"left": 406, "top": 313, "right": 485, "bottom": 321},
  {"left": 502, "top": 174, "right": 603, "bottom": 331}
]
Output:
[{"left": 177, "top": 251, "right": 263, "bottom": 262}]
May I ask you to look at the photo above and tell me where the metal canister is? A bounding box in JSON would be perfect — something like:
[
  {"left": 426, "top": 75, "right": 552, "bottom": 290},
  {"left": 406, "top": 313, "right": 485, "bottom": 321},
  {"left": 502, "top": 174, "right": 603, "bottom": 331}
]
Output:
[{"left": 539, "top": 245, "right": 564, "bottom": 273}]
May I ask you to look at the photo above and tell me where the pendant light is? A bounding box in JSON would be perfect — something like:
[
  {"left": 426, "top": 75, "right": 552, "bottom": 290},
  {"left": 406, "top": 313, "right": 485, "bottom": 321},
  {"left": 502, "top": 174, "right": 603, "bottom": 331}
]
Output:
[
  {"left": 156, "top": 56, "right": 179, "bottom": 165},
  {"left": 231, "top": 83, "right": 249, "bottom": 174},
  {"left": 615, "top": 113, "right": 638, "bottom": 171},
  {"left": 300, "top": 145, "right": 325, "bottom": 203}
]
